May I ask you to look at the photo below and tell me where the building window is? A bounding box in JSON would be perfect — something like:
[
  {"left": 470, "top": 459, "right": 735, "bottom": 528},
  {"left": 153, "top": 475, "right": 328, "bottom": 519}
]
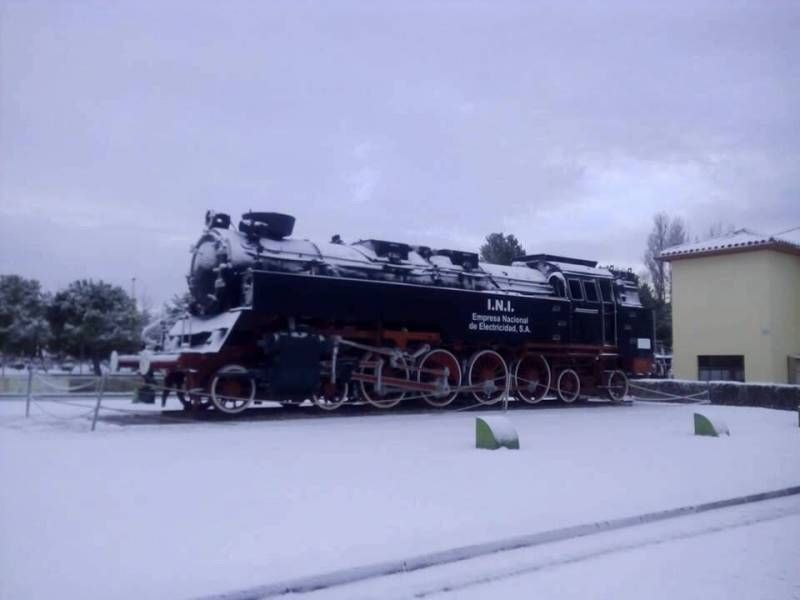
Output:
[
  {"left": 568, "top": 279, "right": 584, "bottom": 300},
  {"left": 698, "top": 355, "right": 745, "bottom": 382}
]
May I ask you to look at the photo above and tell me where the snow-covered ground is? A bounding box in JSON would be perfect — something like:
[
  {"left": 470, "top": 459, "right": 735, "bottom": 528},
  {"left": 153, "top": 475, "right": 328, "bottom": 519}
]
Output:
[
  {"left": 302, "top": 495, "right": 800, "bottom": 600},
  {"left": 0, "top": 398, "right": 798, "bottom": 599}
]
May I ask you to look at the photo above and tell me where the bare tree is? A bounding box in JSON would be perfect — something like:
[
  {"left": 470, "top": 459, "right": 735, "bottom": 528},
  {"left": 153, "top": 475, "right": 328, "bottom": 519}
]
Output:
[
  {"left": 644, "top": 213, "right": 687, "bottom": 305},
  {"left": 644, "top": 214, "right": 669, "bottom": 304}
]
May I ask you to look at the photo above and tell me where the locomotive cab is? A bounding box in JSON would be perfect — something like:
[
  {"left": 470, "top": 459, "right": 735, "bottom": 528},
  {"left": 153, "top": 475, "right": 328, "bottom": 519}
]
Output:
[{"left": 611, "top": 270, "right": 655, "bottom": 376}]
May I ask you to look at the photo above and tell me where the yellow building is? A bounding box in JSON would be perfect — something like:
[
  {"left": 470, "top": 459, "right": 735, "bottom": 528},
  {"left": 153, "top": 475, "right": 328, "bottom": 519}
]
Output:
[{"left": 660, "top": 229, "right": 800, "bottom": 384}]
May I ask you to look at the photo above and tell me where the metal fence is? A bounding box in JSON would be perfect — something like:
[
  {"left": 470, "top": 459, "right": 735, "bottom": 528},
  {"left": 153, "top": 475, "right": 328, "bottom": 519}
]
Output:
[{"left": 0, "top": 369, "right": 145, "bottom": 431}]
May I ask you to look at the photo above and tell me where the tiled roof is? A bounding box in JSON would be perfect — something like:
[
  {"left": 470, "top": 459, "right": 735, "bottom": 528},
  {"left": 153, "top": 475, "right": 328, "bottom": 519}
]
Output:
[{"left": 660, "top": 227, "right": 800, "bottom": 260}]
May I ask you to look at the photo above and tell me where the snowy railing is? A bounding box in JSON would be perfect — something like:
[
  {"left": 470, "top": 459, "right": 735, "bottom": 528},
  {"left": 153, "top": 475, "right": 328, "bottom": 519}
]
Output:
[
  {"left": 0, "top": 369, "right": 146, "bottom": 431},
  {"left": 630, "top": 378, "right": 800, "bottom": 411},
  {"left": 627, "top": 381, "right": 711, "bottom": 404},
  {"left": 0, "top": 371, "right": 141, "bottom": 397}
]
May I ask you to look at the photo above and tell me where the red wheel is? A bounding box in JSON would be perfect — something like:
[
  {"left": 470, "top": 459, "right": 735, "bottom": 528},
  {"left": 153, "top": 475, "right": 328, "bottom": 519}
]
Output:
[
  {"left": 358, "top": 352, "right": 409, "bottom": 409},
  {"left": 418, "top": 349, "right": 462, "bottom": 408},
  {"left": 513, "top": 353, "right": 551, "bottom": 404},
  {"left": 210, "top": 365, "right": 255, "bottom": 414},
  {"left": 467, "top": 350, "right": 508, "bottom": 405},
  {"left": 556, "top": 369, "right": 580, "bottom": 403},
  {"left": 605, "top": 370, "right": 629, "bottom": 403}
]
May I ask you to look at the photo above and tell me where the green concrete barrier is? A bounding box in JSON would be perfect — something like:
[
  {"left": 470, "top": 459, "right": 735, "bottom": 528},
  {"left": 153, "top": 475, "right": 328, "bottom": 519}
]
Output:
[
  {"left": 476, "top": 416, "right": 519, "bottom": 450},
  {"left": 693, "top": 413, "right": 730, "bottom": 437}
]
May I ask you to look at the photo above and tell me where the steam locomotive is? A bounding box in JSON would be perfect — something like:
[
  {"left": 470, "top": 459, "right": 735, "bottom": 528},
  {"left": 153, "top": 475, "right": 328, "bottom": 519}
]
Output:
[{"left": 116, "top": 211, "right": 654, "bottom": 413}]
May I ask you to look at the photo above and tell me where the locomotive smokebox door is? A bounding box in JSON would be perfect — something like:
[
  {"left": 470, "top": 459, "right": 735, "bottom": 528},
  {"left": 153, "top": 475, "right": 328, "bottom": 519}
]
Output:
[{"left": 263, "top": 333, "right": 327, "bottom": 396}]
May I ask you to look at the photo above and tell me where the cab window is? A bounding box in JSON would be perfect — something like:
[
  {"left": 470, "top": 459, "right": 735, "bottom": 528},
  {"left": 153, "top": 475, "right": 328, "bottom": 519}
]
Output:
[
  {"left": 549, "top": 275, "right": 566, "bottom": 298},
  {"left": 568, "top": 279, "right": 584, "bottom": 300},
  {"left": 583, "top": 280, "right": 599, "bottom": 302},
  {"left": 599, "top": 279, "right": 613, "bottom": 302}
]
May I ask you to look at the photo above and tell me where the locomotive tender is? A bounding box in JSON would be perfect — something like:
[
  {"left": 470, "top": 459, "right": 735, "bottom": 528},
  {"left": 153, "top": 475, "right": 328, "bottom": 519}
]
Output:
[{"left": 124, "top": 211, "right": 655, "bottom": 413}]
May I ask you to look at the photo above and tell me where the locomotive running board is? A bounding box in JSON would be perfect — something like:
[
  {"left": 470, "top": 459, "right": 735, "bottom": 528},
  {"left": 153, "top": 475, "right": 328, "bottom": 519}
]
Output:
[{"left": 198, "top": 484, "right": 800, "bottom": 600}]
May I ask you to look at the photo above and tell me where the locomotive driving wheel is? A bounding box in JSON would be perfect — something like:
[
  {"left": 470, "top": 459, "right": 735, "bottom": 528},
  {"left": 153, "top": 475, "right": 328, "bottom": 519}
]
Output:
[
  {"left": 358, "top": 351, "right": 409, "bottom": 409},
  {"left": 605, "top": 370, "right": 629, "bottom": 403},
  {"left": 467, "top": 350, "right": 509, "bottom": 405},
  {"left": 210, "top": 365, "right": 255, "bottom": 414},
  {"left": 556, "top": 369, "right": 581, "bottom": 403},
  {"left": 513, "top": 353, "right": 551, "bottom": 404},
  {"left": 417, "top": 348, "right": 462, "bottom": 408}
]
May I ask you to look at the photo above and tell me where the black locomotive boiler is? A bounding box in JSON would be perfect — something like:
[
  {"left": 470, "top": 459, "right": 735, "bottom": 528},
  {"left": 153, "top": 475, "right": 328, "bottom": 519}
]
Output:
[{"left": 121, "top": 211, "right": 655, "bottom": 413}]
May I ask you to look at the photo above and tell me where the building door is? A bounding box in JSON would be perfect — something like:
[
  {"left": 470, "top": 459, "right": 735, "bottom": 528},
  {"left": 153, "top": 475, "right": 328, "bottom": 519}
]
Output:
[{"left": 788, "top": 355, "right": 800, "bottom": 384}]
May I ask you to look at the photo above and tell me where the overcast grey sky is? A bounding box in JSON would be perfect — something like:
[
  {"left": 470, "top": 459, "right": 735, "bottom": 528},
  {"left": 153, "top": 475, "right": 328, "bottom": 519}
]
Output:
[{"left": 1, "top": 0, "right": 798, "bottom": 306}]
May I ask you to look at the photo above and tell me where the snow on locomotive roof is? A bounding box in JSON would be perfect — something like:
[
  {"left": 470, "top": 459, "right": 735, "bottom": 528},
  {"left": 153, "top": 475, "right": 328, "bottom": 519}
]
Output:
[
  {"left": 351, "top": 239, "right": 431, "bottom": 268},
  {"left": 481, "top": 262, "right": 549, "bottom": 284},
  {"left": 513, "top": 257, "right": 613, "bottom": 278},
  {"left": 550, "top": 261, "right": 613, "bottom": 278},
  {"left": 191, "top": 211, "right": 656, "bottom": 316},
  {"left": 520, "top": 253, "right": 598, "bottom": 268},
  {"left": 257, "top": 235, "right": 318, "bottom": 258},
  {"left": 314, "top": 241, "right": 385, "bottom": 270},
  {"left": 262, "top": 230, "right": 554, "bottom": 293},
  {"left": 230, "top": 221, "right": 602, "bottom": 282},
  {"left": 428, "top": 254, "right": 482, "bottom": 274},
  {"left": 480, "top": 262, "right": 553, "bottom": 295}
]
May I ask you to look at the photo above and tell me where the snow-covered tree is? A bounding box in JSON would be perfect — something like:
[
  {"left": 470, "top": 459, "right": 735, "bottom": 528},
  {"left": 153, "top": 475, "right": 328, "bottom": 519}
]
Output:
[
  {"left": 0, "top": 275, "right": 51, "bottom": 361},
  {"left": 480, "top": 233, "right": 526, "bottom": 265},
  {"left": 163, "top": 291, "right": 192, "bottom": 327},
  {"left": 140, "top": 291, "right": 192, "bottom": 349},
  {"left": 48, "top": 280, "right": 144, "bottom": 374}
]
